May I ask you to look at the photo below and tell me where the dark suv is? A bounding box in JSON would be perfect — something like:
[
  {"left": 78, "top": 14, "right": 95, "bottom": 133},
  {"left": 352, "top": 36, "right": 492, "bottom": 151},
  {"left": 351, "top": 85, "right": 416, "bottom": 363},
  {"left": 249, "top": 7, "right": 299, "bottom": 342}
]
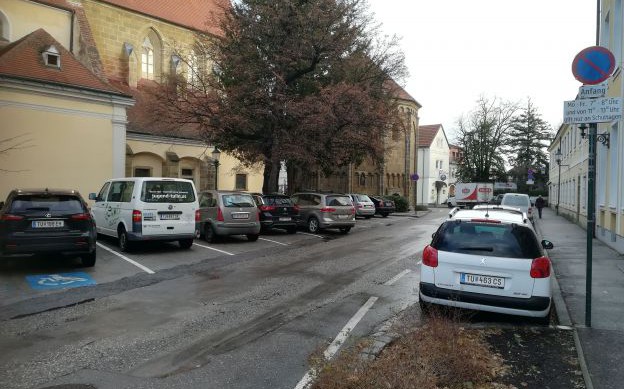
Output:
[
  {"left": 252, "top": 193, "right": 300, "bottom": 234},
  {"left": 0, "top": 188, "right": 97, "bottom": 266}
]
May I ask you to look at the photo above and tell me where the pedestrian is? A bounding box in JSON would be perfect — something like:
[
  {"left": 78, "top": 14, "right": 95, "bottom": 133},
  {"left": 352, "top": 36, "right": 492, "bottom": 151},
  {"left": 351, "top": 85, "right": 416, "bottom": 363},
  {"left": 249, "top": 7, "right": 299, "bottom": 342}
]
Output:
[{"left": 535, "top": 195, "right": 545, "bottom": 219}]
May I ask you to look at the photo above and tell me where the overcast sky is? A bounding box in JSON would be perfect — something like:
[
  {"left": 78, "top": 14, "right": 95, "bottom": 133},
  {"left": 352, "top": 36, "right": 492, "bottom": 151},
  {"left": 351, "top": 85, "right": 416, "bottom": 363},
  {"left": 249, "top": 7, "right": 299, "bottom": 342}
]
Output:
[{"left": 367, "top": 0, "right": 598, "bottom": 141}]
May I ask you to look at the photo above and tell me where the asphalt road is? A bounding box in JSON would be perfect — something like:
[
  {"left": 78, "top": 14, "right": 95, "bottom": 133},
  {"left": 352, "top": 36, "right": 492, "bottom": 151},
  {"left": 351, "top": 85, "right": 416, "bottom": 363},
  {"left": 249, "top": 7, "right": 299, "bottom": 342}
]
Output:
[{"left": 0, "top": 210, "right": 449, "bottom": 389}]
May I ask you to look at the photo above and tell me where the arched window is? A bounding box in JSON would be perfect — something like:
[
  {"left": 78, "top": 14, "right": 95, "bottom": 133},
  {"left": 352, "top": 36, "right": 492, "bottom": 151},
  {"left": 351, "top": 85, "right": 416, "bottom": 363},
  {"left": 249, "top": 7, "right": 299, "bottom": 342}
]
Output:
[
  {"left": 359, "top": 173, "right": 366, "bottom": 187},
  {"left": 0, "top": 10, "right": 10, "bottom": 42},
  {"left": 141, "top": 36, "right": 154, "bottom": 80}
]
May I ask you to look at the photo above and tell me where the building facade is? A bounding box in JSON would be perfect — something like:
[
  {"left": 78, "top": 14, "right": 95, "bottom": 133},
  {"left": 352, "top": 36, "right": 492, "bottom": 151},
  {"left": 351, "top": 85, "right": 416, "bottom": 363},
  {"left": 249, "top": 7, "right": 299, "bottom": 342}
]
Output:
[{"left": 417, "top": 124, "right": 450, "bottom": 205}]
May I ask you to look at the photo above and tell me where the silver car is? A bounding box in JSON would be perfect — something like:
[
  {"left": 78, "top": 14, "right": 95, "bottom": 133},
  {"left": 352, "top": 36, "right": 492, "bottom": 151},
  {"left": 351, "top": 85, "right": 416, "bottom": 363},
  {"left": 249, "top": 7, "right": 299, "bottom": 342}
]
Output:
[
  {"left": 501, "top": 193, "right": 534, "bottom": 221},
  {"left": 348, "top": 194, "right": 376, "bottom": 218},
  {"left": 291, "top": 192, "right": 355, "bottom": 234},
  {"left": 197, "top": 190, "right": 261, "bottom": 242}
]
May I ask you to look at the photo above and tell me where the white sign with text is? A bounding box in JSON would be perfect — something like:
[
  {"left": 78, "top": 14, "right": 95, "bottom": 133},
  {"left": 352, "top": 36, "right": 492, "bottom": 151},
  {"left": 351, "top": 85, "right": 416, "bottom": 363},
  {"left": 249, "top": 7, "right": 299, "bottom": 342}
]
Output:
[{"left": 563, "top": 97, "right": 622, "bottom": 124}]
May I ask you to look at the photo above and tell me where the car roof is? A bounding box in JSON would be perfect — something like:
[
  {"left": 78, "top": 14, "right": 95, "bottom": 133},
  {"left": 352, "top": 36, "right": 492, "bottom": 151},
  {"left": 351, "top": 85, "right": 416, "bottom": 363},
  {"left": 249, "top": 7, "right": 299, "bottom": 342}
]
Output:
[
  {"left": 10, "top": 188, "right": 82, "bottom": 196},
  {"left": 448, "top": 207, "right": 529, "bottom": 225}
]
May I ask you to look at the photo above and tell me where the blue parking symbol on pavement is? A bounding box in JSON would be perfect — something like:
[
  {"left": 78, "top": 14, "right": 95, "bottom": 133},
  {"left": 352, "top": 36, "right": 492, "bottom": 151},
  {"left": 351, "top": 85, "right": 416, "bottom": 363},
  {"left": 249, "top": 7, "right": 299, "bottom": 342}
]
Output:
[{"left": 26, "top": 272, "right": 96, "bottom": 290}]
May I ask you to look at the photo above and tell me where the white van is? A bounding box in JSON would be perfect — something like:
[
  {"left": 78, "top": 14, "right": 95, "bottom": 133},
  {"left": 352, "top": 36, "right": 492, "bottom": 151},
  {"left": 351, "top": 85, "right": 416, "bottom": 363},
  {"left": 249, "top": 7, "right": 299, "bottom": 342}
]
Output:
[{"left": 89, "top": 178, "right": 199, "bottom": 251}]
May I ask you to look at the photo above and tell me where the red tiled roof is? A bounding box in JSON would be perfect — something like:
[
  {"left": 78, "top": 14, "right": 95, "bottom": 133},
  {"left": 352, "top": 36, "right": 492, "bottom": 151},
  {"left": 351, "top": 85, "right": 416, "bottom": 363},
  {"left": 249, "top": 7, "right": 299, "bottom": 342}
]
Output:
[
  {"left": 98, "top": 0, "right": 228, "bottom": 36},
  {"left": 0, "top": 29, "right": 128, "bottom": 96},
  {"left": 418, "top": 124, "right": 443, "bottom": 147},
  {"left": 385, "top": 79, "right": 421, "bottom": 107}
]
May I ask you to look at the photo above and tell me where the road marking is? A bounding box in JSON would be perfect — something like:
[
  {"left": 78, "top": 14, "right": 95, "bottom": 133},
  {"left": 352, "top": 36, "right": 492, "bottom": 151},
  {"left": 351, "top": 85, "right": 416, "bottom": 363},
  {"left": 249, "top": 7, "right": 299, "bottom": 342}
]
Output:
[
  {"left": 294, "top": 296, "right": 378, "bottom": 389},
  {"left": 298, "top": 232, "right": 324, "bottom": 238},
  {"left": 259, "top": 237, "right": 289, "bottom": 246},
  {"left": 26, "top": 272, "right": 96, "bottom": 290},
  {"left": 192, "top": 242, "right": 235, "bottom": 256},
  {"left": 97, "top": 242, "right": 155, "bottom": 274},
  {"left": 384, "top": 269, "right": 412, "bottom": 286}
]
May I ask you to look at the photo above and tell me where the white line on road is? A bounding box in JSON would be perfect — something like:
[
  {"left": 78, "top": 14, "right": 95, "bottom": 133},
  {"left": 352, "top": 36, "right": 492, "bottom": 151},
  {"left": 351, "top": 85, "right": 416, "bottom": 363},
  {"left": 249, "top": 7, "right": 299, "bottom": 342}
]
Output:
[
  {"left": 297, "top": 232, "right": 324, "bottom": 238},
  {"left": 294, "top": 296, "right": 379, "bottom": 389},
  {"left": 96, "top": 242, "right": 155, "bottom": 274},
  {"left": 384, "top": 269, "right": 412, "bottom": 286},
  {"left": 259, "top": 237, "right": 289, "bottom": 246},
  {"left": 192, "top": 242, "right": 235, "bottom": 256}
]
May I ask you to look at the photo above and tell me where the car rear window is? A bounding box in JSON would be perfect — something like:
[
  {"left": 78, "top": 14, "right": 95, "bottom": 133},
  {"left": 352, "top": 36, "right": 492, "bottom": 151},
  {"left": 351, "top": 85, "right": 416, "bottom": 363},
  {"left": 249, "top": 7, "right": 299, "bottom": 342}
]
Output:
[
  {"left": 264, "top": 196, "right": 293, "bottom": 206},
  {"left": 326, "top": 195, "right": 352, "bottom": 206},
  {"left": 433, "top": 221, "right": 541, "bottom": 259},
  {"left": 10, "top": 195, "right": 84, "bottom": 214},
  {"left": 503, "top": 196, "right": 529, "bottom": 207},
  {"left": 356, "top": 195, "right": 372, "bottom": 202},
  {"left": 222, "top": 194, "right": 255, "bottom": 208},
  {"left": 141, "top": 181, "right": 196, "bottom": 203}
]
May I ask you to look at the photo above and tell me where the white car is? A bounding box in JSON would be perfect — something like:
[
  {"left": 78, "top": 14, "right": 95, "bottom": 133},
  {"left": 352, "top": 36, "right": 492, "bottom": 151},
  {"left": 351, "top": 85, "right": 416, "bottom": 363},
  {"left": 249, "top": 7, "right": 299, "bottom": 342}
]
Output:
[
  {"left": 501, "top": 193, "right": 534, "bottom": 221},
  {"left": 419, "top": 207, "right": 554, "bottom": 321},
  {"left": 89, "top": 177, "right": 199, "bottom": 251}
]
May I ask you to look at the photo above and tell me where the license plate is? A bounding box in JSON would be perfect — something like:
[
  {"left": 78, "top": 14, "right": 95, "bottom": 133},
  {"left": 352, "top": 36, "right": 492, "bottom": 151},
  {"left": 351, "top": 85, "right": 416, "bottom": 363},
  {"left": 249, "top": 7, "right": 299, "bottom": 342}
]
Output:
[
  {"left": 232, "top": 213, "right": 249, "bottom": 219},
  {"left": 460, "top": 273, "right": 505, "bottom": 289},
  {"left": 32, "top": 220, "right": 64, "bottom": 228},
  {"left": 160, "top": 213, "right": 180, "bottom": 220},
  {"left": 338, "top": 214, "right": 350, "bottom": 219},
  {"left": 279, "top": 217, "right": 291, "bottom": 221}
]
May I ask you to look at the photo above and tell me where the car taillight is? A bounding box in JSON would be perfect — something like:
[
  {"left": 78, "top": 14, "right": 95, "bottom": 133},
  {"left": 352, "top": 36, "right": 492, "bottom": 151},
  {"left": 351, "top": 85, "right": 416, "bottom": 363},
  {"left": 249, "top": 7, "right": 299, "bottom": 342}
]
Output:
[
  {"left": 356, "top": 204, "right": 363, "bottom": 208},
  {"left": 259, "top": 205, "right": 276, "bottom": 211},
  {"left": 530, "top": 256, "right": 551, "bottom": 278},
  {"left": 1, "top": 214, "right": 24, "bottom": 221},
  {"left": 71, "top": 213, "right": 92, "bottom": 221},
  {"left": 217, "top": 208, "right": 224, "bottom": 222},
  {"left": 351, "top": 206, "right": 356, "bottom": 215},
  {"left": 470, "top": 218, "right": 501, "bottom": 223},
  {"left": 293, "top": 205, "right": 300, "bottom": 212},
  {"left": 195, "top": 210, "right": 201, "bottom": 222},
  {"left": 320, "top": 207, "right": 336, "bottom": 212},
  {"left": 422, "top": 245, "right": 438, "bottom": 267},
  {"left": 132, "top": 210, "right": 142, "bottom": 223}
]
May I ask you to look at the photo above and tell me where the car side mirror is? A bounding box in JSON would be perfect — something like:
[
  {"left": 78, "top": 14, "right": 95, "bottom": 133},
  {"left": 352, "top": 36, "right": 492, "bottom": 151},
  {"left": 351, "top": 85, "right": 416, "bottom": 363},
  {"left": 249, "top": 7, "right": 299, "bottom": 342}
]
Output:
[
  {"left": 88, "top": 193, "right": 98, "bottom": 201},
  {"left": 541, "top": 240, "right": 554, "bottom": 250}
]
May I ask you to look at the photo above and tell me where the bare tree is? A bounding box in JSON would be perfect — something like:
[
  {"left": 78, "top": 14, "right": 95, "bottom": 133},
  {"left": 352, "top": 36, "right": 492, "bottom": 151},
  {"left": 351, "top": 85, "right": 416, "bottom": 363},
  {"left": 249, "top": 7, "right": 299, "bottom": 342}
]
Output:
[{"left": 455, "top": 96, "right": 519, "bottom": 182}]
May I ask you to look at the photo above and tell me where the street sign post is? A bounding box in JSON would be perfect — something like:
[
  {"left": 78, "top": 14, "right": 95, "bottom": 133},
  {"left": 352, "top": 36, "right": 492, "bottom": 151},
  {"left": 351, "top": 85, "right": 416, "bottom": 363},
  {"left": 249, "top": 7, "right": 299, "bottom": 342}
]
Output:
[
  {"left": 563, "top": 97, "right": 622, "bottom": 124},
  {"left": 572, "top": 46, "right": 616, "bottom": 85},
  {"left": 579, "top": 84, "right": 607, "bottom": 99}
]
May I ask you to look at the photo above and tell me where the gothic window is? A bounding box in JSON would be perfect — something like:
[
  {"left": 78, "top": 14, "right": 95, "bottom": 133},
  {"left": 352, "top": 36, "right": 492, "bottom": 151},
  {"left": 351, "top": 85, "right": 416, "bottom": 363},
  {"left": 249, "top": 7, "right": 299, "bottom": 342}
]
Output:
[{"left": 141, "top": 37, "right": 154, "bottom": 80}]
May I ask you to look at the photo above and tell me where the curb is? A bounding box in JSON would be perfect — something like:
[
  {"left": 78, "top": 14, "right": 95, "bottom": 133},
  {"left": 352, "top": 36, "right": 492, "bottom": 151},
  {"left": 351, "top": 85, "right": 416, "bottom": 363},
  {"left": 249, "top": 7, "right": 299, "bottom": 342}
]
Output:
[{"left": 533, "top": 218, "right": 594, "bottom": 389}]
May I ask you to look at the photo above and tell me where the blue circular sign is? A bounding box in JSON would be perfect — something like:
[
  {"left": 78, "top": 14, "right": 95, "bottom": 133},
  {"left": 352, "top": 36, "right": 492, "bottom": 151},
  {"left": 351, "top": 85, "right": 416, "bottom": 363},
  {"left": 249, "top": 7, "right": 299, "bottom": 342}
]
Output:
[
  {"left": 572, "top": 46, "right": 616, "bottom": 85},
  {"left": 410, "top": 173, "right": 419, "bottom": 181}
]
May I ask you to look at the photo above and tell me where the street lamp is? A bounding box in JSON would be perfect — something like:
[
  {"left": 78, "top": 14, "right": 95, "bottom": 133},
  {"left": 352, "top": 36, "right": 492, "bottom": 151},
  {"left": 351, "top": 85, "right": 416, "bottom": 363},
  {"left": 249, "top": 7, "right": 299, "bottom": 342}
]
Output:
[
  {"left": 212, "top": 147, "right": 221, "bottom": 190},
  {"left": 554, "top": 148, "right": 568, "bottom": 216}
]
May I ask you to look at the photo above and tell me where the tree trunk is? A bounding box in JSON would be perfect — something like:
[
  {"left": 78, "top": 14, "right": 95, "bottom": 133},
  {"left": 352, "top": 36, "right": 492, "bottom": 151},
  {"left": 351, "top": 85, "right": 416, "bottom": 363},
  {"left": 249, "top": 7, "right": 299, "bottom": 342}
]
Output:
[{"left": 262, "top": 158, "right": 281, "bottom": 194}]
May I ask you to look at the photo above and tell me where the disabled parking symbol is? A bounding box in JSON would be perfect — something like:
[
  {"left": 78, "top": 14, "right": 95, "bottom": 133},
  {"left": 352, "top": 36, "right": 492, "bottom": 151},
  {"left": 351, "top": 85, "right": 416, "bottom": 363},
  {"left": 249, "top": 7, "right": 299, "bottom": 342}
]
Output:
[{"left": 26, "top": 272, "right": 96, "bottom": 290}]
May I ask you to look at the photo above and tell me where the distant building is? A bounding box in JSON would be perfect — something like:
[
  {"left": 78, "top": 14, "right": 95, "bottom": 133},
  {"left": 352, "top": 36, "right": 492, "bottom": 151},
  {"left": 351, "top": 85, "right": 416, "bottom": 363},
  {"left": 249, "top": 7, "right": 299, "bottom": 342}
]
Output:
[{"left": 417, "top": 124, "right": 450, "bottom": 205}]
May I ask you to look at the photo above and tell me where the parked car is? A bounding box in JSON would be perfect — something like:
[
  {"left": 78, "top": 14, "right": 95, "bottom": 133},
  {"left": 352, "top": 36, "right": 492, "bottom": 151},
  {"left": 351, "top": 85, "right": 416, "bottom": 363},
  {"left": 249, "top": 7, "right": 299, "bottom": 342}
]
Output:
[
  {"left": 290, "top": 192, "right": 355, "bottom": 234},
  {"left": 490, "top": 193, "right": 505, "bottom": 205},
  {"left": 252, "top": 193, "right": 299, "bottom": 234},
  {"left": 501, "top": 193, "right": 534, "bottom": 221},
  {"left": 419, "top": 206, "right": 553, "bottom": 321},
  {"left": 347, "top": 194, "right": 376, "bottom": 218},
  {"left": 369, "top": 196, "right": 395, "bottom": 217},
  {"left": 0, "top": 188, "right": 97, "bottom": 266},
  {"left": 198, "top": 190, "right": 261, "bottom": 242},
  {"left": 89, "top": 178, "right": 199, "bottom": 251}
]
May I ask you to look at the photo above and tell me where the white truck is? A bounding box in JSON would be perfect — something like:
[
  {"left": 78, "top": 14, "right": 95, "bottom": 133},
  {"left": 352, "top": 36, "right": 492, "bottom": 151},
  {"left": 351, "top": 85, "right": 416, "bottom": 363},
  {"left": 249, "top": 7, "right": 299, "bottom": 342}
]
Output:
[{"left": 453, "top": 182, "right": 494, "bottom": 208}]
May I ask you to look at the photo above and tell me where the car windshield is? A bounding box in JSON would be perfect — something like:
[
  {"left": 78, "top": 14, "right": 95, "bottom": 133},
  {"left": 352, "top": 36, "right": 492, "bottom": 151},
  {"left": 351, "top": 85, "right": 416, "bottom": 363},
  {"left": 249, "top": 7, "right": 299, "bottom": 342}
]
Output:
[
  {"left": 141, "top": 181, "right": 196, "bottom": 203},
  {"left": 264, "top": 196, "right": 293, "bottom": 206},
  {"left": 433, "top": 221, "right": 541, "bottom": 259},
  {"left": 222, "top": 194, "right": 255, "bottom": 207},
  {"left": 503, "top": 196, "right": 529, "bottom": 207},
  {"left": 9, "top": 195, "right": 84, "bottom": 214},
  {"left": 326, "top": 195, "right": 352, "bottom": 206}
]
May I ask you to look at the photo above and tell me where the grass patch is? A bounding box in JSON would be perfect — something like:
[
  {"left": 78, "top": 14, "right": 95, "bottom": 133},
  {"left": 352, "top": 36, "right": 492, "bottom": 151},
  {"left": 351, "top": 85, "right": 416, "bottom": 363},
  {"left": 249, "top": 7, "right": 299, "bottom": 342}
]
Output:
[{"left": 310, "top": 311, "right": 508, "bottom": 389}]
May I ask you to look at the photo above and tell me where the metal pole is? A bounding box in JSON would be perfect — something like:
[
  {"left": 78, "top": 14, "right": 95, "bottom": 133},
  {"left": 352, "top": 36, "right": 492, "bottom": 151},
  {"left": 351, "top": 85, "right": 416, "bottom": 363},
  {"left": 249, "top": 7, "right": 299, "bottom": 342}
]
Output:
[
  {"left": 557, "top": 163, "right": 561, "bottom": 215},
  {"left": 585, "top": 123, "right": 596, "bottom": 327},
  {"left": 214, "top": 161, "right": 219, "bottom": 190}
]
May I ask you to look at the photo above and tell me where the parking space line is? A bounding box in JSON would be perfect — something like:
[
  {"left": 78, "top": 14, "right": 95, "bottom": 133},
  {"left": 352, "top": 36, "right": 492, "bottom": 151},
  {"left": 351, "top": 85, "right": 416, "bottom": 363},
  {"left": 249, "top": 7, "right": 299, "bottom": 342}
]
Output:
[
  {"left": 384, "top": 269, "right": 412, "bottom": 286},
  {"left": 192, "top": 242, "right": 235, "bottom": 256},
  {"left": 298, "top": 232, "right": 324, "bottom": 239},
  {"left": 259, "top": 237, "right": 289, "bottom": 246},
  {"left": 96, "top": 242, "right": 155, "bottom": 274},
  {"left": 294, "top": 296, "right": 378, "bottom": 389}
]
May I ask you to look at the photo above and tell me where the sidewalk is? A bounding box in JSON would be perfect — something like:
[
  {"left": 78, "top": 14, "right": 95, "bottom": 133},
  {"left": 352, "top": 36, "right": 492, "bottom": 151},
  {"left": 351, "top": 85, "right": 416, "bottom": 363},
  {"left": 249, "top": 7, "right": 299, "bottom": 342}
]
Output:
[{"left": 534, "top": 207, "right": 624, "bottom": 389}]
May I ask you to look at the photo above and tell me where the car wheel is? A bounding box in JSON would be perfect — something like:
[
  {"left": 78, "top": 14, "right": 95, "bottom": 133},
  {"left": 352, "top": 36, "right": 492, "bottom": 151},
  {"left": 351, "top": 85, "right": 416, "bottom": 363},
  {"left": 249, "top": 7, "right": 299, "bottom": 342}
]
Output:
[
  {"left": 81, "top": 250, "right": 96, "bottom": 267},
  {"left": 307, "top": 217, "right": 320, "bottom": 233},
  {"left": 247, "top": 234, "right": 259, "bottom": 242},
  {"left": 287, "top": 226, "right": 297, "bottom": 234},
  {"left": 118, "top": 228, "right": 131, "bottom": 252},
  {"left": 381, "top": 212, "right": 389, "bottom": 218},
  {"left": 339, "top": 226, "right": 351, "bottom": 234},
  {"left": 179, "top": 239, "right": 193, "bottom": 249},
  {"left": 204, "top": 224, "right": 217, "bottom": 243}
]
